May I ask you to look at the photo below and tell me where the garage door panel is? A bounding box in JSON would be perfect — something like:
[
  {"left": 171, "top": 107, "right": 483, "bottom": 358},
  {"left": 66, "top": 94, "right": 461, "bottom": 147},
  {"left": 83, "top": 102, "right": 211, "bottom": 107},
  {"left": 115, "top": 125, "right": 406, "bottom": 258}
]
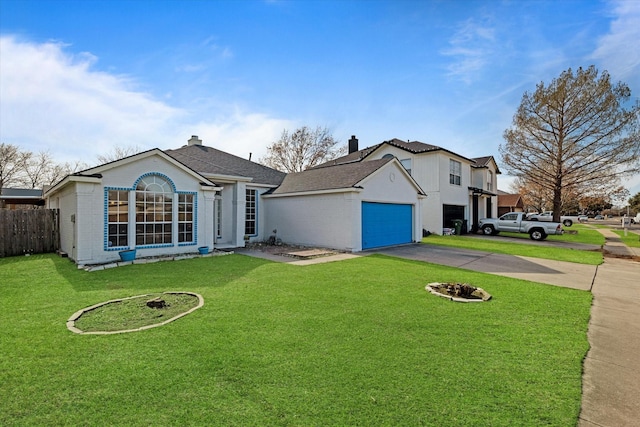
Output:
[{"left": 362, "top": 202, "right": 412, "bottom": 249}]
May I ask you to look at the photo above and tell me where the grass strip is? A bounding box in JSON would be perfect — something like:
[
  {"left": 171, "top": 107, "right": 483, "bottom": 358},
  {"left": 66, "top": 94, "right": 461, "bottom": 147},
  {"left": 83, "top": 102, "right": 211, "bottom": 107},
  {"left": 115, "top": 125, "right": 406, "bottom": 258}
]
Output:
[
  {"left": 422, "top": 234, "right": 603, "bottom": 265},
  {"left": 612, "top": 230, "right": 640, "bottom": 248}
]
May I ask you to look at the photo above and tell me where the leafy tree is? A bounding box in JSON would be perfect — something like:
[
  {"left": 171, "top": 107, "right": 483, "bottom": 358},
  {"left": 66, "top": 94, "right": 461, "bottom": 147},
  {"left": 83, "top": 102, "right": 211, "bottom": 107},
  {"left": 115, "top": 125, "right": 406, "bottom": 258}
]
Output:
[
  {"left": 260, "top": 126, "right": 346, "bottom": 173},
  {"left": 580, "top": 195, "right": 613, "bottom": 213},
  {"left": 500, "top": 66, "right": 640, "bottom": 223},
  {"left": 629, "top": 192, "right": 640, "bottom": 215}
]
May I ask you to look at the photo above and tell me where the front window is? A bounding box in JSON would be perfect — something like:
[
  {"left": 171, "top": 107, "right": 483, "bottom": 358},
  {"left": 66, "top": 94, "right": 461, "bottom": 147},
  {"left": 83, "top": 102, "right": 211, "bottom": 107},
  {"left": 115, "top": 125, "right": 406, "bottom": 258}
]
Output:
[
  {"left": 216, "top": 198, "right": 222, "bottom": 238},
  {"left": 245, "top": 189, "right": 257, "bottom": 235},
  {"left": 107, "top": 190, "right": 128, "bottom": 248},
  {"left": 135, "top": 175, "right": 173, "bottom": 245},
  {"left": 178, "top": 194, "right": 194, "bottom": 243},
  {"left": 449, "top": 159, "right": 461, "bottom": 185}
]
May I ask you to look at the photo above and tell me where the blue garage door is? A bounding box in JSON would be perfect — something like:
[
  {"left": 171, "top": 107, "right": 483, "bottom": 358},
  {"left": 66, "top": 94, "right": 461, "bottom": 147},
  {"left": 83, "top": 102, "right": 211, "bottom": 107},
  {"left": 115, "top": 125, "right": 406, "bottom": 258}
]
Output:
[{"left": 362, "top": 202, "right": 413, "bottom": 250}]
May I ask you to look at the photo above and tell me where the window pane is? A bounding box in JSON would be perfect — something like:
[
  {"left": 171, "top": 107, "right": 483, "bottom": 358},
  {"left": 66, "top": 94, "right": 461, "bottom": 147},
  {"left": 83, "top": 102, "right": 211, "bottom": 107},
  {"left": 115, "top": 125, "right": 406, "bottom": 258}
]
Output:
[
  {"left": 245, "top": 189, "right": 257, "bottom": 235},
  {"left": 107, "top": 190, "right": 129, "bottom": 248}
]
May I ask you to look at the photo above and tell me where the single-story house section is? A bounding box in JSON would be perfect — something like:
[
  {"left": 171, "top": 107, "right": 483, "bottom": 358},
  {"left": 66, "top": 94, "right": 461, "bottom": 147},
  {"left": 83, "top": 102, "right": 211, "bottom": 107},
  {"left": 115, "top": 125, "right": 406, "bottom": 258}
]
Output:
[
  {"left": 497, "top": 191, "right": 525, "bottom": 216},
  {"left": 262, "top": 157, "right": 427, "bottom": 251},
  {"left": 165, "top": 136, "right": 286, "bottom": 248},
  {"left": 44, "top": 149, "right": 221, "bottom": 265}
]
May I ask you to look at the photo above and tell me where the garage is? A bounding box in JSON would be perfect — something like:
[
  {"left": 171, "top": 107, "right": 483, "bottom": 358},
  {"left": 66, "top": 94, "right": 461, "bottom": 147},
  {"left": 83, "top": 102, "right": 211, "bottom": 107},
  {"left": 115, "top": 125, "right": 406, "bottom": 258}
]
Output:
[{"left": 362, "top": 202, "right": 413, "bottom": 249}]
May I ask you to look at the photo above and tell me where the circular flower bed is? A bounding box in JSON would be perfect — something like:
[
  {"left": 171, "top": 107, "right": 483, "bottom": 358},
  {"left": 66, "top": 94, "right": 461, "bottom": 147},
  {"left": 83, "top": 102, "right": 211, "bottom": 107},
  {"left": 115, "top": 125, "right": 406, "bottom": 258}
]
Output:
[{"left": 67, "top": 292, "right": 204, "bottom": 334}]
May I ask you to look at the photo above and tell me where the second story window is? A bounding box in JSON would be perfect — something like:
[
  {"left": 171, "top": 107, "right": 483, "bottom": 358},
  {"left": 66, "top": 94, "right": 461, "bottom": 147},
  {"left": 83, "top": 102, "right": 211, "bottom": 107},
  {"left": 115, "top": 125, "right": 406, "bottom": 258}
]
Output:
[
  {"left": 487, "top": 171, "right": 493, "bottom": 191},
  {"left": 400, "top": 159, "right": 412, "bottom": 175},
  {"left": 449, "top": 159, "right": 461, "bottom": 186}
]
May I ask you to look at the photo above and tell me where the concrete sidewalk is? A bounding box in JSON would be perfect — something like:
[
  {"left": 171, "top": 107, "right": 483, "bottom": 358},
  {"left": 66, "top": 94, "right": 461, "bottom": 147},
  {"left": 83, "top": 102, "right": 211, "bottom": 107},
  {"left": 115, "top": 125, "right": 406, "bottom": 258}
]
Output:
[{"left": 578, "top": 257, "right": 640, "bottom": 427}]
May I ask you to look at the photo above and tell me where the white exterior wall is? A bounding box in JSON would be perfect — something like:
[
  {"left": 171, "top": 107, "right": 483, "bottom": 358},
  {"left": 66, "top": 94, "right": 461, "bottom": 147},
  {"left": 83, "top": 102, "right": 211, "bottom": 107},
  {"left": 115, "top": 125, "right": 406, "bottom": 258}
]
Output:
[
  {"left": 362, "top": 144, "right": 476, "bottom": 235},
  {"left": 264, "top": 161, "right": 423, "bottom": 252},
  {"left": 47, "top": 153, "right": 217, "bottom": 265},
  {"left": 47, "top": 184, "right": 78, "bottom": 260},
  {"left": 264, "top": 192, "right": 360, "bottom": 251},
  {"left": 470, "top": 162, "right": 500, "bottom": 224}
]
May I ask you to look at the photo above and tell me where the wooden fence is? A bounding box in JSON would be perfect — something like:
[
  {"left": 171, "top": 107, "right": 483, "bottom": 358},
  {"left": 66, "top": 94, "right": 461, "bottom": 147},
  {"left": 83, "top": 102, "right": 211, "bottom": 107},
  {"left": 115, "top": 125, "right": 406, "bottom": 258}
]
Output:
[{"left": 0, "top": 209, "right": 60, "bottom": 257}]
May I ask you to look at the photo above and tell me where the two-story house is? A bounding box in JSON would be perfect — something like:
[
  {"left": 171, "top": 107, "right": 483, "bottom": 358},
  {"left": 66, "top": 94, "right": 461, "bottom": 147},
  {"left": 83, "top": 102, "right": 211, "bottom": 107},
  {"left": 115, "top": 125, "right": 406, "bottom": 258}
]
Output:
[{"left": 318, "top": 137, "right": 499, "bottom": 234}]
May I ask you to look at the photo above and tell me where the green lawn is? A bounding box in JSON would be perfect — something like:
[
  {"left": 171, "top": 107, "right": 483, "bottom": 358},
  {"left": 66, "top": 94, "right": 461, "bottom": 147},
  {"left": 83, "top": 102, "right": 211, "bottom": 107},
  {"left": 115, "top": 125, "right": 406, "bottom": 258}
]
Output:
[
  {"left": 0, "top": 254, "right": 592, "bottom": 426},
  {"left": 423, "top": 233, "right": 603, "bottom": 265},
  {"left": 612, "top": 229, "right": 640, "bottom": 248}
]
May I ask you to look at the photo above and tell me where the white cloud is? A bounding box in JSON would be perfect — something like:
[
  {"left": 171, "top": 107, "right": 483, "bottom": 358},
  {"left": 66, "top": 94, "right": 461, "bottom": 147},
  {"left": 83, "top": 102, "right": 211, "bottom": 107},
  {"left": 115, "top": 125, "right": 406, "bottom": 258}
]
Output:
[
  {"left": 173, "top": 109, "right": 294, "bottom": 161},
  {"left": 0, "top": 36, "right": 289, "bottom": 167},
  {"left": 590, "top": 0, "right": 640, "bottom": 85},
  {"left": 441, "top": 17, "right": 496, "bottom": 84}
]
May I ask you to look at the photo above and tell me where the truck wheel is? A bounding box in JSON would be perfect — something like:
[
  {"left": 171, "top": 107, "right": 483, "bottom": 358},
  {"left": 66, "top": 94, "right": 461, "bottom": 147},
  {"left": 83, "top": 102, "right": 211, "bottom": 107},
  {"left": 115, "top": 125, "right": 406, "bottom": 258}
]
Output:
[
  {"left": 530, "top": 229, "right": 547, "bottom": 241},
  {"left": 482, "top": 225, "right": 495, "bottom": 235},
  {"left": 563, "top": 219, "right": 573, "bottom": 227}
]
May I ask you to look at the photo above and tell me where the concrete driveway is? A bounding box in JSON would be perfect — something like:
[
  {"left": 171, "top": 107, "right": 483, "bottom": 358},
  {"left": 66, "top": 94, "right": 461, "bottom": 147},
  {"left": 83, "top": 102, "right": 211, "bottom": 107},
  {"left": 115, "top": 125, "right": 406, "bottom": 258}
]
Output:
[{"left": 371, "top": 243, "right": 598, "bottom": 290}]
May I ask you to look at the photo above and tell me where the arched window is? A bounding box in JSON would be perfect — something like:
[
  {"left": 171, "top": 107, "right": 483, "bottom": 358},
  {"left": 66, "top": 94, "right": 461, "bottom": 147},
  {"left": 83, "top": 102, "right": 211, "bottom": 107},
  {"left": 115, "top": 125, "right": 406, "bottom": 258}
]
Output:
[{"left": 135, "top": 175, "right": 174, "bottom": 245}]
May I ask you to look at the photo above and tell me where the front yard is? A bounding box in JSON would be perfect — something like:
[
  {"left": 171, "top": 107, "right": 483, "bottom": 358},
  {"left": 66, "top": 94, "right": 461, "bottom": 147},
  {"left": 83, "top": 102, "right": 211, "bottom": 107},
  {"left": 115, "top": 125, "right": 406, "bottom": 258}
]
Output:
[{"left": 0, "top": 254, "right": 591, "bottom": 426}]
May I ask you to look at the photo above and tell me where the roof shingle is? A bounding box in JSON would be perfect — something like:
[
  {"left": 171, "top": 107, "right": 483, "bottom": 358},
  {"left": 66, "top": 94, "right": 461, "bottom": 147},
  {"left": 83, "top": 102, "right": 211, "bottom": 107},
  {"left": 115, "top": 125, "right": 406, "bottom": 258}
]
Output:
[
  {"left": 165, "top": 145, "right": 285, "bottom": 186},
  {"left": 271, "top": 158, "right": 394, "bottom": 195}
]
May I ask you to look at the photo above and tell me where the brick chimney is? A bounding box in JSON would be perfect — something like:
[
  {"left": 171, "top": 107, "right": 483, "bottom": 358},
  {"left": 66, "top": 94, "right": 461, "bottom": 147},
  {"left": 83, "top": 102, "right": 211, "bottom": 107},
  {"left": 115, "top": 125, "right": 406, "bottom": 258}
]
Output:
[
  {"left": 187, "top": 135, "right": 202, "bottom": 146},
  {"left": 348, "top": 135, "right": 359, "bottom": 154}
]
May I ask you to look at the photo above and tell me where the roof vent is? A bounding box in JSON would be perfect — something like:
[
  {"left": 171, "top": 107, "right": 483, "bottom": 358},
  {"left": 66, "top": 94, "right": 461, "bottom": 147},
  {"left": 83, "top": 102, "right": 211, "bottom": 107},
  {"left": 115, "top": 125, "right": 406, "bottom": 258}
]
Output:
[{"left": 188, "top": 135, "right": 202, "bottom": 146}]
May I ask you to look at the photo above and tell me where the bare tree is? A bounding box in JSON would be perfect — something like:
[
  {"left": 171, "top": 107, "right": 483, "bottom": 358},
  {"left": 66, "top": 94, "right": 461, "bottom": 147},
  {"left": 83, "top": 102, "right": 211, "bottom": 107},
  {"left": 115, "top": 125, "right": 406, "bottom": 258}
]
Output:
[
  {"left": 0, "top": 143, "right": 32, "bottom": 189},
  {"left": 500, "top": 66, "right": 640, "bottom": 223},
  {"left": 260, "top": 126, "right": 346, "bottom": 173},
  {"left": 23, "top": 151, "right": 55, "bottom": 189},
  {"left": 96, "top": 145, "right": 143, "bottom": 164}
]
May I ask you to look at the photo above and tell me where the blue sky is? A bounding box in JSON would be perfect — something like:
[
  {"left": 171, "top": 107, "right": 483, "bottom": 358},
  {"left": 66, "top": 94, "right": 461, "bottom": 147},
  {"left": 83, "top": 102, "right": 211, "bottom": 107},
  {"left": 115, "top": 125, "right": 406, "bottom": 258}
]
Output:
[{"left": 1, "top": 0, "right": 639, "bottom": 196}]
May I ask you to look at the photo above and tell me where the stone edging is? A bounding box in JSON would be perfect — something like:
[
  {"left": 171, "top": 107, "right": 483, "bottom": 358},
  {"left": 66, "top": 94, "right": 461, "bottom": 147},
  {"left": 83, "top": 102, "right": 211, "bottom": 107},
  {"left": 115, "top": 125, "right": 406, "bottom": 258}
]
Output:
[
  {"left": 425, "top": 283, "right": 491, "bottom": 303},
  {"left": 67, "top": 291, "right": 204, "bottom": 335},
  {"left": 80, "top": 250, "right": 234, "bottom": 272}
]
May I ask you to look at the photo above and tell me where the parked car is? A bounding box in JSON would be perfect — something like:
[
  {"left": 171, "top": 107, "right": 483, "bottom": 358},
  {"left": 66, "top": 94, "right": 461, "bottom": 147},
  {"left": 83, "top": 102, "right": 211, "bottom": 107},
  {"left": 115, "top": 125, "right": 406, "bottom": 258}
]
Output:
[
  {"left": 594, "top": 215, "right": 604, "bottom": 220},
  {"left": 478, "top": 212, "right": 564, "bottom": 241},
  {"left": 578, "top": 215, "right": 588, "bottom": 222},
  {"left": 527, "top": 211, "right": 579, "bottom": 227}
]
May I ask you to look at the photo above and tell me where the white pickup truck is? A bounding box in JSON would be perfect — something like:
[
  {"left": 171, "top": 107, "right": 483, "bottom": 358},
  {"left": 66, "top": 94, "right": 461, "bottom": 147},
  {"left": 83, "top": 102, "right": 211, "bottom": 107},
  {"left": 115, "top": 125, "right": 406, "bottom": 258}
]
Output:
[
  {"left": 526, "top": 211, "right": 581, "bottom": 227},
  {"left": 478, "top": 212, "right": 564, "bottom": 241}
]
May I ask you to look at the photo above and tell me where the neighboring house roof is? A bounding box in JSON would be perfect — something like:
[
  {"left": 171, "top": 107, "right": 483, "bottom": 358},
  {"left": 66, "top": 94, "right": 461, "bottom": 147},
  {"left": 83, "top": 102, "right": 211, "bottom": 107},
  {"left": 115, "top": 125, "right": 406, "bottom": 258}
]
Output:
[
  {"left": 471, "top": 156, "right": 502, "bottom": 174},
  {"left": 0, "top": 188, "right": 44, "bottom": 207},
  {"left": 498, "top": 193, "right": 524, "bottom": 208},
  {"left": 314, "top": 138, "right": 474, "bottom": 168},
  {"left": 165, "top": 144, "right": 286, "bottom": 186},
  {"left": 270, "top": 157, "right": 425, "bottom": 196},
  {"left": 0, "top": 188, "right": 43, "bottom": 199}
]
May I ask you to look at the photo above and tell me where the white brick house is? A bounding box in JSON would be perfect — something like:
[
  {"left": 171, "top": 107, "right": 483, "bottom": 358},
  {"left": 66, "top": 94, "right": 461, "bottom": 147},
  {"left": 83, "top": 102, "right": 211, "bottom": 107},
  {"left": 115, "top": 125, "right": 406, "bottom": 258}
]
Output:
[{"left": 44, "top": 136, "right": 426, "bottom": 265}]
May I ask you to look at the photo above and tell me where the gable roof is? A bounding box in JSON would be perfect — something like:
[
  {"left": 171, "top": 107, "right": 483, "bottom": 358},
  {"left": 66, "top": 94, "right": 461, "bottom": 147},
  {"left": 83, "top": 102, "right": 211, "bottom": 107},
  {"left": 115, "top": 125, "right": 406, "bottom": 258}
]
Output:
[
  {"left": 498, "top": 193, "right": 524, "bottom": 208},
  {"left": 165, "top": 144, "right": 285, "bottom": 186},
  {"left": 44, "top": 149, "right": 219, "bottom": 197},
  {"left": 314, "top": 138, "right": 474, "bottom": 168},
  {"left": 270, "top": 157, "right": 424, "bottom": 196},
  {"left": 471, "top": 155, "right": 502, "bottom": 174}
]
